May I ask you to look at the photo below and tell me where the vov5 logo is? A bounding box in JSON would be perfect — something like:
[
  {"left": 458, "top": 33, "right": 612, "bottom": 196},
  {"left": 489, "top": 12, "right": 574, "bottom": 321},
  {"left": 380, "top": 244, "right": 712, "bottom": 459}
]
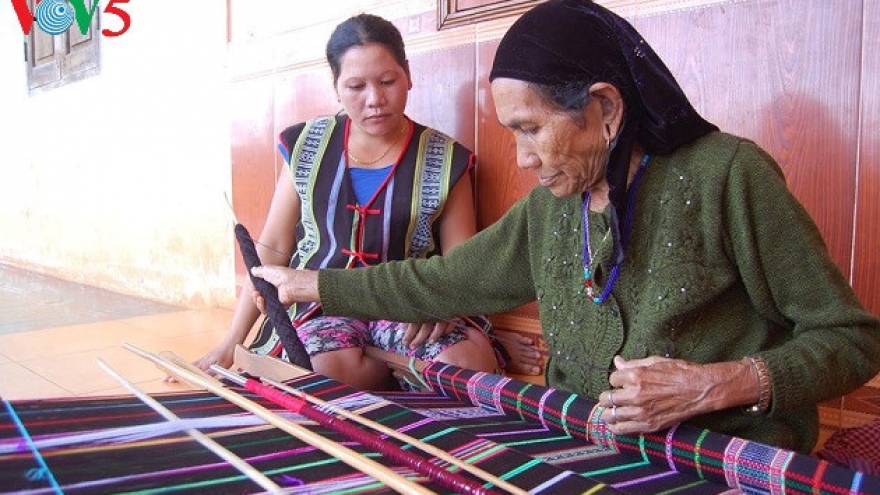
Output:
[{"left": 10, "top": 0, "right": 131, "bottom": 37}]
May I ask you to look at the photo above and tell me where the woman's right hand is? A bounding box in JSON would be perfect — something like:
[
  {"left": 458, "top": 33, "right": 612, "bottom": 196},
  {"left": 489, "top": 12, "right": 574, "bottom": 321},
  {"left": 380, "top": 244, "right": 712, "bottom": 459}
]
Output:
[{"left": 164, "top": 342, "right": 236, "bottom": 383}]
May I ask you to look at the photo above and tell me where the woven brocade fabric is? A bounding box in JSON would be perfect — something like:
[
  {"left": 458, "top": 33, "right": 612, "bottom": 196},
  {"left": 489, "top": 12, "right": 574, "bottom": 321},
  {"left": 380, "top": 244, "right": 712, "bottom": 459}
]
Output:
[
  {"left": 2, "top": 364, "right": 878, "bottom": 494},
  {"left": 419, "top": 361, "right": 880, "bottom": 494},
  {"left": 0, "top": 379, "right": 610, "bottom": 494}
]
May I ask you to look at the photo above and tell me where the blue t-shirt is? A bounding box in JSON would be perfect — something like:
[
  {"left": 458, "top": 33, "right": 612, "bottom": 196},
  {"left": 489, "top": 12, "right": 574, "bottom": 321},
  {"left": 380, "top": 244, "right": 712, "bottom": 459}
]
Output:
[
  {"left": 279, "top": 142, "right": 392, "bottom": 205},
  {"left": 349, "top": 164, "right": 393, "bottom": 205}
]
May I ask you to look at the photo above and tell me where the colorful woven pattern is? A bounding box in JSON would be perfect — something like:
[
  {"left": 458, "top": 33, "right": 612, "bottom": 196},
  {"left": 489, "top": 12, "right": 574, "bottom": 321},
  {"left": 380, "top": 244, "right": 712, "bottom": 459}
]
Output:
[
  {"left": 1, "top": 362, "right": 878, "bottom": 494},
  {"left": 420, "top": 361, "right": 880, "bottom": 495},
  {"left": 0, "top": 374, "right": 612, "bottom": 494}
]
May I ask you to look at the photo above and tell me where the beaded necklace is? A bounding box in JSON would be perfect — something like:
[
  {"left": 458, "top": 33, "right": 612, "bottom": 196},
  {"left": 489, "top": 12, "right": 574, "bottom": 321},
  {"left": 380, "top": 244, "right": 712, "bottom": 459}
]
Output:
[{"left": 582, "top": 153, "right": 650, "bottom": 304}]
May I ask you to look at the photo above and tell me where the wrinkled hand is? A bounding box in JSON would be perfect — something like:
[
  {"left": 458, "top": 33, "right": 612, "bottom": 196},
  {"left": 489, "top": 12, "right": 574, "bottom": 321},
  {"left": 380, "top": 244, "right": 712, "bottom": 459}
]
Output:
[
  {"left": 249, "top": 266, "right": 319, "bottom": 306},
  {"left": 598, "top": 355, "right": 730, "bottom": 435},
  {"left": 403, "top": 321, "right": 456, "bottom": 349}
]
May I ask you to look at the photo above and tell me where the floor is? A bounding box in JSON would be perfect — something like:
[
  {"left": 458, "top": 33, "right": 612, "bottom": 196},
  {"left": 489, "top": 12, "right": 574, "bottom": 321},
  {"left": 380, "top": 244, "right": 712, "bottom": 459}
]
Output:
[{"left": 0, "top": 263, "right": 236, "bottom": 400}]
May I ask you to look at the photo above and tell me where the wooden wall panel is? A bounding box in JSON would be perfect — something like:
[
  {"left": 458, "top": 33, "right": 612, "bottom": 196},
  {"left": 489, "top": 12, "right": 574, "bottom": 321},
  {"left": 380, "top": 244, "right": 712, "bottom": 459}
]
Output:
[
  {"left": 853, "top": 0, "right": 880, "bottom": 316},
  {"left": 475, "top": 39, "right": 537, "bottom": 230},
  {"left": 631, "top": 0, "right": 861, "bottom": 279},
  {"left": 274, "top": 70, "right": 339, "bottom": 136},
  {"left": 407, "top": 44, "right": 477, "bottom": 151},
  {"left": 476, "top": 38, "right": 540, "bottom": 324},
  {"left": 273, "top": 69, "right": 339, "bottom": 183}
]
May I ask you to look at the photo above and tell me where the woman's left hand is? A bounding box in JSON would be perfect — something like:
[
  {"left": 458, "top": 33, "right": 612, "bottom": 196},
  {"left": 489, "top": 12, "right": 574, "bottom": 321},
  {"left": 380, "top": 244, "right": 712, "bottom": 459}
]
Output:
[{"left": 599, "top": 355, "right": 749, "bottom": 435}]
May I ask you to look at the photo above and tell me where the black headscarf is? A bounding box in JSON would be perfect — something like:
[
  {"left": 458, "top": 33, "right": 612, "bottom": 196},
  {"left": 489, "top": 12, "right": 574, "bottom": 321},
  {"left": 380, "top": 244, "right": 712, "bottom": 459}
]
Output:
[{"left": 490, "top": 0, "right": 717, "bottom": 264}]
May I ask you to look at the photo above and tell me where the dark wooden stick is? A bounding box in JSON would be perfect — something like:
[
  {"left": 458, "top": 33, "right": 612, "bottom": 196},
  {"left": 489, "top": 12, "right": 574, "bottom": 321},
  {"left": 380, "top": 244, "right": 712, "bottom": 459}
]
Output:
[{"left": 234, "top": 222, "right": 311, "bottom": 370}]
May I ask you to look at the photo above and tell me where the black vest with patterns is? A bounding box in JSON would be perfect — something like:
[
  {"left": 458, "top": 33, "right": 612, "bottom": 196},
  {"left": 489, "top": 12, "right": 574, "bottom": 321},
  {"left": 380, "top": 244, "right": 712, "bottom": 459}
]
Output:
[{"left": 249, "top": 114, "right": 479, "bottom": 357}]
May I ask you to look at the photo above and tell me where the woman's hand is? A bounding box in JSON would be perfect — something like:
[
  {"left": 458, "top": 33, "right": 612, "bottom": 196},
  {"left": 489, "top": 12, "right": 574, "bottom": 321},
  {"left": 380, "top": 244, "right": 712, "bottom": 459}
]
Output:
[
  {"left": 403, "top": 321, "right": 457, "bottom": 349},
  {"left": 164, "top": 342, "right": 236, "bottom": 383},
  {"left": 251, "top": 289, "right": 267, "bottom": 315},
  {"left": 598, "top": 355, "right": 754, "bottom": 434},
  {"left": 194, "top": 343, "right": 236, "bottom": 373}
]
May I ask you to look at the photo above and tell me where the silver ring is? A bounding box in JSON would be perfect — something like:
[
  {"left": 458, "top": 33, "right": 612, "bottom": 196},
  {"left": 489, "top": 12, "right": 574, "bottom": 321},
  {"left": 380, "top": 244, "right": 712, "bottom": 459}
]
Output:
[
  {"left": 611, "top": 405, "right": 618, "bottom": 422},
  {"left": 608, "top": 390, "right": 616, "bottom": 407}
]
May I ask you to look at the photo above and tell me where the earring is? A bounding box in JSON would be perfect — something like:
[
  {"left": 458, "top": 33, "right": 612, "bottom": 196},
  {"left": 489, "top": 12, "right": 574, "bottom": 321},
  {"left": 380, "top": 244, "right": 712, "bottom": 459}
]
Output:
[{"left": 605, "top": 124, "right": 612, "bottom": 150}]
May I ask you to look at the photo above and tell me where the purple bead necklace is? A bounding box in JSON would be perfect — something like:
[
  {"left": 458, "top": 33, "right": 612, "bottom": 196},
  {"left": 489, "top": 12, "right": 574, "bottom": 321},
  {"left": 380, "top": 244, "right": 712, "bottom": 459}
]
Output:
[{"left": 582, "top": 153, "right": 651, "bottom": 304}]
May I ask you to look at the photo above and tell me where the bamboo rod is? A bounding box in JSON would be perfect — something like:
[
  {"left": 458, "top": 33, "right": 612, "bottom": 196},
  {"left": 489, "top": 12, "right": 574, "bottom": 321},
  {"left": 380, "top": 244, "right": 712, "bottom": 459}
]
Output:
[
  {"left": 212, "top": 365, "right": 503, "bottom": 495},
  {"left": 95, "top": 359, "right": 284, "bottom": 494},
  {"left": 122, "top": 343, "right": 436, "bottom": 495},
  {"left": 233, "top": 345, "right": 529, "bottom": 495},
  {"left": 260, "top": 376, "right": 530, "bottom": 495}
]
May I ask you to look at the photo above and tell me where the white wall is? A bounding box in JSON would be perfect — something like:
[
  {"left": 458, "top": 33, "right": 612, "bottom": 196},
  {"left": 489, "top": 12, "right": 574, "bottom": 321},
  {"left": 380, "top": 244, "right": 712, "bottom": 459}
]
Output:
[
  {"left": 0, "top": 0, "right": 436, "bottom": 308},
  {"left": 0, "top": 1, "right": 235, "bottom": 307}
]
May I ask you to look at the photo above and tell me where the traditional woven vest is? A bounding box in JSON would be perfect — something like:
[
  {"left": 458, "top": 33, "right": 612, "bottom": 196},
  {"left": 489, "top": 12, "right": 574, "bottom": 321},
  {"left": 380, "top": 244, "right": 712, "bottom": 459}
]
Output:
[{"left": 250, "top": 115, "right": 475, "bottom": 356}]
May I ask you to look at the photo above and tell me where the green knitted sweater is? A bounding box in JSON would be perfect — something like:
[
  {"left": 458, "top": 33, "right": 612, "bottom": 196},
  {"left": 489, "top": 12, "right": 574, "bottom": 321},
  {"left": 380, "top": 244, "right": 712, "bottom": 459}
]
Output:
[{"left": 320, "top": 132, "right": 880, "bottom": 453}]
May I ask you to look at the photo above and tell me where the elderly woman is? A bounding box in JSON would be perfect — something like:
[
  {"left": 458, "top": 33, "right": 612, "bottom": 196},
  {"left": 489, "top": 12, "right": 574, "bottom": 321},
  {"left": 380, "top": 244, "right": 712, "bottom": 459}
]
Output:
[{"left": 252, "top": 0, "right": 880, "bottom": 453}]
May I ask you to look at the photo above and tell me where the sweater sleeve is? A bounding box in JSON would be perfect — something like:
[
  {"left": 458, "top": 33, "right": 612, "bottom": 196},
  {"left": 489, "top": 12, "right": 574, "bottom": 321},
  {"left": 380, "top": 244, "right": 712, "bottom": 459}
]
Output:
[
  {"left": 723, "top": 140, "right": 880, "bottom": 414},
  {"left": 319, "top": 196, "right": 537, "bottom": 322}
]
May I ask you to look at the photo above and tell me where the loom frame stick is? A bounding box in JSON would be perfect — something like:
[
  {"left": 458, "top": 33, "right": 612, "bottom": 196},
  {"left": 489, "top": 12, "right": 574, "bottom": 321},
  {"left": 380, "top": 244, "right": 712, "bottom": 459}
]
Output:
[
  {"left": 212, "top": 365, "right": 502, "bottom": 495},
  {"left": 122, "top": 343, "right": 437, "bottom": 495},
  {"left": 234, "top": 345, "right": 530, "bottom": 495},
  {"left": 95, "top": 358, "right": 284, "bottom": 494},
  {"left": 234, "top": 344, "right": 308, "bottom": 382},
  {"left": 233, "top": 344, "right": 425, "bottom": 385},
  {"left": 262, "top": 377, "right": 529, "bottom": 495}
]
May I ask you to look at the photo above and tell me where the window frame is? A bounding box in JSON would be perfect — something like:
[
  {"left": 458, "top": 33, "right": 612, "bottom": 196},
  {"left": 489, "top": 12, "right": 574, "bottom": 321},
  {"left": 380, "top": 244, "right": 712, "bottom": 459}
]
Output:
[
  {"left": 24, "top": 0, "right": 100, "bottom": 95},
  {"left": 437, "top": 0, "right": 543, "bottom": 30}
]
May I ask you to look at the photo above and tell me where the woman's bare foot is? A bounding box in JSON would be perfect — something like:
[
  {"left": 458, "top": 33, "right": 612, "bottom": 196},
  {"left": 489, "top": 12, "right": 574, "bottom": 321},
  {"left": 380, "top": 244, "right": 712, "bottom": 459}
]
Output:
[{"left": 497, "top": 332, "right": 543, "bottom": 375}]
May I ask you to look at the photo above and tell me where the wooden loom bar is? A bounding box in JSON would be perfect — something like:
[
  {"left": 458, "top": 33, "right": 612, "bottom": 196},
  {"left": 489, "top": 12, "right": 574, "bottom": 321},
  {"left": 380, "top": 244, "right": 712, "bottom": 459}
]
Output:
[
  {"left": 234, "top": 346, "right": 530, "bottom": 495},
  {"left": 211, "top": 365, "right": 504, "bottom": 495},
  {"left": 122, "top": 343, "right": 436, "bottom": 495}
]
